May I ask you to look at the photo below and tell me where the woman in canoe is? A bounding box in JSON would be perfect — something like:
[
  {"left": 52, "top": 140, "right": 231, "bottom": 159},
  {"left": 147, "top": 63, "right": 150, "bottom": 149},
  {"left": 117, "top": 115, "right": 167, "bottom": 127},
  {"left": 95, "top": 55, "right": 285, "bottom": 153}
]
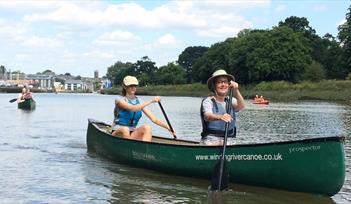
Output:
[
  {"left": 17, "top": 87, "right": 32, "bottom": 103},
  {"left": 200, "top": 69, "right": 245, "bottom": 145},
  {"left": 111, "top": 75, "right": 176, "bottom": 141}
]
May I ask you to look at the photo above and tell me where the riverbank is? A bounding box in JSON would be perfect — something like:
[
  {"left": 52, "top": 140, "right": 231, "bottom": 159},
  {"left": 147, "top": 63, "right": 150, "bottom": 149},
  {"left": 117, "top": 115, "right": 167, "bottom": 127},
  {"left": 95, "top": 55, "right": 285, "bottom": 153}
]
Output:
[
  {"left": 0, "top": 87, "right": 53, "bottom": 93},
  {"left": 104, "top": 80, "right": 351, "bottom": 104}
]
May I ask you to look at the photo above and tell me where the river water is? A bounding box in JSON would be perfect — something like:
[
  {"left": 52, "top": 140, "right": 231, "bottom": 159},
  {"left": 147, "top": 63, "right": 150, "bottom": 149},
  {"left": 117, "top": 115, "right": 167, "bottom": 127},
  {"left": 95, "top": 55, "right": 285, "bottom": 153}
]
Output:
[{"left": 0, "top": 93, "right": 350, "bottom": 203}]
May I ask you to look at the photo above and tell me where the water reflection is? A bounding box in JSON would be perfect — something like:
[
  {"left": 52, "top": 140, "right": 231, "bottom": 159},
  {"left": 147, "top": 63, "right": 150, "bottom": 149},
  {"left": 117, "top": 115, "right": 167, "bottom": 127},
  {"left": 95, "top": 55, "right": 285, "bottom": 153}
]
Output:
[{"left": 84, "top": 153, "right": 336, "bottom": 204}]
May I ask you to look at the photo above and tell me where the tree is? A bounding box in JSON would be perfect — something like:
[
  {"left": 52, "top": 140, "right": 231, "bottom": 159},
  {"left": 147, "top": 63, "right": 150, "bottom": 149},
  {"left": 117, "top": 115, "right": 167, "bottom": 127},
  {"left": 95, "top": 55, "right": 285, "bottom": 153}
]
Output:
[
  {"left": 338, "top": 5, "right": 351, "bottom": 78},
  {"left": 106, "top": 61, "right": 134, "bottom": 85},
  {"left": 319, "top": 34, "right": 343, "bottom": 79},
  {"left": 193, "top": 27, "right": 311, "bottom": 84},
  {"left": 134, "top": 56, "right": 157, "bottom": 85},
  {"left": 302, "top": 61, "right": 326, "bottom": 82},
  {"left": 280, "top": 16, "right": 345, "bottom": 79},
  {"left": 106, "top": 61, "right": 134, "bottom": 82},
  {"left": 278, "top": 16, "right": 316, "bottom": 36},
  {"left": 55, "top": 77, "right": 65, "bottom": 85},
  {"left": 245, "top": 26, "right": 311, "bottom": 82},
  {"left": 178, "top": 46, "right": 208, "bottom": 83},
  {"left": 156, "top": 63, "right": 186, "bottom": 85},
  {"left": 42, "top": 69, "right": 55, "bottom": 75},
  {"left": 192, "top": 41, "right": 232, "bottom": 83}
]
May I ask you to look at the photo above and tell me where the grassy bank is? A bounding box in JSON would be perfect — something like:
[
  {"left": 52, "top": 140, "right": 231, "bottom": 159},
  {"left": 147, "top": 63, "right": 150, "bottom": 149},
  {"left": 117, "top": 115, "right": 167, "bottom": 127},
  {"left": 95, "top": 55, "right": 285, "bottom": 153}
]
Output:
[{"left": 104, "top": 80, "right": 351, "bottom": 103}]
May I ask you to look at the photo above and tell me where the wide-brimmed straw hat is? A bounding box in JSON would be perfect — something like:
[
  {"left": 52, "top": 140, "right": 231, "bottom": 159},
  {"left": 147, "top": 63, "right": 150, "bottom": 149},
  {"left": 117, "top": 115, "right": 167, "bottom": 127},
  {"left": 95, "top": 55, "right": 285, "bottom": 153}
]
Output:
[
  {"left": 207, "top": 69, "right": 235, "bottom": 92},
  {"left": 123, "top": 75, "right": 139, "bottom": 86}
]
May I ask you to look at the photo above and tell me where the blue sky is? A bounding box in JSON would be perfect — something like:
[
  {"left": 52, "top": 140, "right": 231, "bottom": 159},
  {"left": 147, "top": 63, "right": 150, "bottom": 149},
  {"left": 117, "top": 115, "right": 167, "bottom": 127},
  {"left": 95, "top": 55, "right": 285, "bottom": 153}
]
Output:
[{"left": 0, "top": 0, "right": 349, "bottom": 77}]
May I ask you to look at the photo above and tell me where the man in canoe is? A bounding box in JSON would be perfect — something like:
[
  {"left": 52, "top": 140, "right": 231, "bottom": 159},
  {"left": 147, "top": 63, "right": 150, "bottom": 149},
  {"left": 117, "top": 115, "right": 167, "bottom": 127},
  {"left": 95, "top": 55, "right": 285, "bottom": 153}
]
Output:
[
  {"left": 200, "top": 69, "right": 245, "bottom": 145},
  {"left": 111, "top": 75, "right": 175, "bottom": 141}
]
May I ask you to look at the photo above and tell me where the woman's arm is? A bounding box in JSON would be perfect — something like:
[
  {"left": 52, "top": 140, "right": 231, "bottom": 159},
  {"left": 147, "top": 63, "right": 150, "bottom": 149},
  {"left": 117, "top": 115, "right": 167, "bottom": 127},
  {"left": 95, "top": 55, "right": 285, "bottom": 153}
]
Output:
[
  {"left": 230, "top": 81, "right": 245, "bottom": 111},
  {"left": 143, "top": 108, "right": 169, "bottom": 129},
  {"left": 116, "top": 96, "right": 160, "bottom": 111},
  {"left": 143, "top": 107, "right": 176, "bottom": 137}
]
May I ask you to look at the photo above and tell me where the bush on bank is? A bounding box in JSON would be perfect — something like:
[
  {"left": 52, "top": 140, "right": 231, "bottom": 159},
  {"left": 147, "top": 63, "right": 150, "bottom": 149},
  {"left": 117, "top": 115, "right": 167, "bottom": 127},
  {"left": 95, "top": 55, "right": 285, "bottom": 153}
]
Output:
[{"left": 104, "top": 80, "right": 351, "bottom": 103}]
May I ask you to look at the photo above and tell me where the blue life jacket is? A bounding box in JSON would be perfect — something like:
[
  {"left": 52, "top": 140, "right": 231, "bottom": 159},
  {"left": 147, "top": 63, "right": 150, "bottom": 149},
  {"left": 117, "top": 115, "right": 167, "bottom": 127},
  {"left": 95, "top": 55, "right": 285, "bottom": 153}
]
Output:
[
  {"left": 200, "top": 97, "right": 236, "bottom": 138},
  {"left": 115, "top": 97, "right": 142, "bottom": 127}
]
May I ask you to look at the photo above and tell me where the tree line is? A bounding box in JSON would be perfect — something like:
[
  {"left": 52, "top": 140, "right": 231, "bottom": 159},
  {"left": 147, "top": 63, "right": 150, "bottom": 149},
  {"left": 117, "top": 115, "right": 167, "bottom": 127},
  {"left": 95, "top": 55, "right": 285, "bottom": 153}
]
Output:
[{"left": 107, "top": 6, "right": 351, "bottom": 86}]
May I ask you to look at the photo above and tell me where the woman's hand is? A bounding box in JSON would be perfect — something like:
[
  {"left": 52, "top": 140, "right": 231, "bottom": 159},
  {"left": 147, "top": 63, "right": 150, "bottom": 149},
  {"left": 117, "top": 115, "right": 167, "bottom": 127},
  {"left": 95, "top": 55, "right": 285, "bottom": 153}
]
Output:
[
  {"left": 229, "top": 80, "right": 239, "bottom": 90},
  {"left": 219, "top": 113, "right": 232, "bottom": 123},
  {"left": 152, "top": 96, "right": 161, "bottom": 103}
]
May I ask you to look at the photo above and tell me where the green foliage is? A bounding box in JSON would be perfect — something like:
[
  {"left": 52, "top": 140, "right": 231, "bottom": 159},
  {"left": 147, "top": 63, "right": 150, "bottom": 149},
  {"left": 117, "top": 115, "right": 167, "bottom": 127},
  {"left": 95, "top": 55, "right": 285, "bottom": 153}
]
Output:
[
  {"left": 134, "top": 56, "right": 157, "bottom": 85},
  {"left": 194, "top": 26, "right": 311, "bottom": 84},
  {"left": 247, "top": 26, "right": 311, "bottom": 83},
  {"left": 193, "top": 41, "right": 232, "bottom": 83},
  {"left": 302, "top": 61, "right": 326, "bottom": 82},
  {"left": 254, "top": 81, "right": 293, "bottom": 91},
  {"left": 156, "top": 63, "right": 186, "bottom": 85},
  {"left": 106, "top": 61, "right": 134, "bottom": 84},
  {"left": 278, "top": 16, "right": 316, "bottom": 35},
  {"left": 178, "top": 46, "right": 209, "bottom": 83},
  {"left": 55, "top": 77, "right": 65, "bottom": 85},
  {"left": 42, "top": 69, "right": 55, "bottom": 75},
  {"left": 347, "top": 73, "right": 351, "bottom": 80},
  {"left": 74, "top": 75, "right": 82, "bottom": 80},
  {"left": 338, "top": 5, "right": 351, "bottom": 79}
]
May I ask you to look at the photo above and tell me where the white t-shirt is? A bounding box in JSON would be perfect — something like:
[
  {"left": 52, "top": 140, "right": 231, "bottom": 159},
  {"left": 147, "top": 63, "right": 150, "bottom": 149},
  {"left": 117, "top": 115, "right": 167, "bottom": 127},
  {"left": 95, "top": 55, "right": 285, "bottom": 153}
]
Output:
[{"left": 202, "top": 97, "right": 237, "bottom": 118}]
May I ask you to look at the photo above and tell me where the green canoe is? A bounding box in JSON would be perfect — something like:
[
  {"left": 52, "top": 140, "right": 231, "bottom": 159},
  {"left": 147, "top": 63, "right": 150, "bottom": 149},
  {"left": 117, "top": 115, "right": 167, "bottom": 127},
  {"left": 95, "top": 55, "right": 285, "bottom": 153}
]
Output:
[
  {"left": 86, "top": 119, "right": 345, "bottom": 196},
  {"left": 18, "top": 99, "right": 36, "bottom": 110}
]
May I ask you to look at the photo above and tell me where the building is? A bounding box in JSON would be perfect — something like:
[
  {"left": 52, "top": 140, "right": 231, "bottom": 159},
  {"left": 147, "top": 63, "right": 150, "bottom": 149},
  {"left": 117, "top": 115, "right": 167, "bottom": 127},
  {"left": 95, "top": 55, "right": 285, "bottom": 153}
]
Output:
[
  {"left": 94, "top": 70, "right": 99, "bottom": 79},
  {"left": 25, "top": 74, "right": 54, "bottom": 90},
  {"left": 64, "top": 79, "right": 83, "bottom": 91}
]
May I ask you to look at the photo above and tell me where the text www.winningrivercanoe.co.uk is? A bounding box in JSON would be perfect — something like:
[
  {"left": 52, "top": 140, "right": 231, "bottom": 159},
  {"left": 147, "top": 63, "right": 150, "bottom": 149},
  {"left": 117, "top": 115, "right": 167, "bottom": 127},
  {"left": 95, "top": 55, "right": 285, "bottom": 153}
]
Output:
[{"left": 195, "top": 153, "right": 283, "bottom": 162}]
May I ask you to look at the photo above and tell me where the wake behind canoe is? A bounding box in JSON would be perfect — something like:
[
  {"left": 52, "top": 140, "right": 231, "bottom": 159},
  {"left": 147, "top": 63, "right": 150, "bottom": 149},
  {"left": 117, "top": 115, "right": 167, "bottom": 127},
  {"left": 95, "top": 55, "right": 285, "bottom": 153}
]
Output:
[{"left": 86, "top": 119, "right": 345, "bottom": 196}]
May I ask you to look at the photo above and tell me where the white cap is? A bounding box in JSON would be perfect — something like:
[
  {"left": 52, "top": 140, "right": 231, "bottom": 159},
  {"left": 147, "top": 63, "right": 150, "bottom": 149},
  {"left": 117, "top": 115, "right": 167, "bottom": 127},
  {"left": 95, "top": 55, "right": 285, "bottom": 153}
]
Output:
[{"left": 123, "top": 75, "right": 139, "bottom": 86}]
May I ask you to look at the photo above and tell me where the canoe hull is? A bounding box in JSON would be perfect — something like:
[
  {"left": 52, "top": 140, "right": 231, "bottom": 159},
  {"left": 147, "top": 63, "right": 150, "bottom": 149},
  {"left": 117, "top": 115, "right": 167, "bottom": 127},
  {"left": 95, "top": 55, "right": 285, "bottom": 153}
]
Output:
[
  {"left": 253, "top": 100, "right": 270, "bottom": 105},
  {"left": 86, "top": 119, "right": 345, "bottom": 196},
  {"left": 18, "top": 99, "right": 36, "bottom": 110}
]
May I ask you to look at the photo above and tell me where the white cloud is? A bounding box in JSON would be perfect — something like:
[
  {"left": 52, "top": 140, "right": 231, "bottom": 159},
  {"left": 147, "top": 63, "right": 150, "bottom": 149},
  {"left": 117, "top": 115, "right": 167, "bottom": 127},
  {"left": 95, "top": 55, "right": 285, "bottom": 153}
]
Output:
[
  {"left": 0, "top": 0, "right": 274, "bottom": 76},
  {"left": 94, "top": 31, "right": 142, "bottom": 46},
  {"left": 0, "top": 0, "right": 61, "bottom": 12},
  {"left": 275, "top": 5, "right": 287, "bottom": 12},
  {"left": 338, "top": 19, "right": 346, "bottom": 27},
  {"left": 22, "top": 0, "right": 267, "bottom": 38},
  {"left": 157, "top": 34, "right": 178, "bottom": 45},
  {"left": 83, "top": 50, "right": 114, "bottom": 59},
  {"left": 22, "top": 36, "right": 62, "bottom": 47}
]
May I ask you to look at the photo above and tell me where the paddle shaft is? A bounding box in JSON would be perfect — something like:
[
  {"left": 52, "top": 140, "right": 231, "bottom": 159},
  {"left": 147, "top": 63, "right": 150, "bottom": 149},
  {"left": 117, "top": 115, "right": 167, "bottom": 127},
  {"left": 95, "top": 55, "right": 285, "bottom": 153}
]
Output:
[
  {"left": 217, "top": 88, "right": 233, "bottom": 191},
  {"left": 158, "top": 102, "right": 176, "bottom": 139}
]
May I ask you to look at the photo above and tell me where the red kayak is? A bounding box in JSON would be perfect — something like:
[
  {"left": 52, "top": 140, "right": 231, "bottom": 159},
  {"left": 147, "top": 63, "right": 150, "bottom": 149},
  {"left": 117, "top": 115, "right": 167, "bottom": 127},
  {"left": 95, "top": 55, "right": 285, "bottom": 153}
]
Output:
[{"left": 253, "top": 100, "right": 270, "bottom": 105}]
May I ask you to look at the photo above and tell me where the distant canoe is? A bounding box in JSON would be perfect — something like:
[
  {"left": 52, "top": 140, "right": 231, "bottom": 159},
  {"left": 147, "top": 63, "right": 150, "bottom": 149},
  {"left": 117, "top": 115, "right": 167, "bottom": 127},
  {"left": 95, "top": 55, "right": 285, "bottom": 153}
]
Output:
[
  {"left": 18, "top": 99, "right": 36, "bottom": 110},
  {"left": 86, "top": 119, "right": 345, "bottom": 196},
  {"left": 253, "top": 100, "right": 270, "bottom": 105}
]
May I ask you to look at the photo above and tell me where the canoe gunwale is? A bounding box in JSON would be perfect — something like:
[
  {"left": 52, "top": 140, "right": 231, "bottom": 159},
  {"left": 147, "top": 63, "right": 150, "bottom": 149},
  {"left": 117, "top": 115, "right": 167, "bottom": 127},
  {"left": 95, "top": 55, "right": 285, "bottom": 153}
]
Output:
[{"left": 87, "top": 118, "right": 345, "bottom": 148}]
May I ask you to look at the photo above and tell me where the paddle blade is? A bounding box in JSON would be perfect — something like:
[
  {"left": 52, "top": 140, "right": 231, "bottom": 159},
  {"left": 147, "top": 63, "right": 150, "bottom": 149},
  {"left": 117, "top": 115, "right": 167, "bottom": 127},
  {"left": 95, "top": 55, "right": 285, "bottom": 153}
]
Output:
[
  {"left": 210, "top": 160, "right": 229, "bottom": 191},
  {"left": 9, "top": 98, "right": 17, "bottom": 103}
]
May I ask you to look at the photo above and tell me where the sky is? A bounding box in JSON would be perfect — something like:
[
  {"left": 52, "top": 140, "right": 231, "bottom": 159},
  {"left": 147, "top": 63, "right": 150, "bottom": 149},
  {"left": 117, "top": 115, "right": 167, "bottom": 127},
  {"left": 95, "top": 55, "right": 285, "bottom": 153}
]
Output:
[{"left": 0, "top": 0, "right": 349, "bottom": 78}]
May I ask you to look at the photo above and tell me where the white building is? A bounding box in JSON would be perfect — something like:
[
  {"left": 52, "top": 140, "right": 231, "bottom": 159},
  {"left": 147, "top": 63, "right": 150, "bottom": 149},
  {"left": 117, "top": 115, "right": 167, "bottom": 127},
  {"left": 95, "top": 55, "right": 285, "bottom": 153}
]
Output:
[
  {"left": 64, "top": 79, "right": 83, "bottom": 91},
  {"left": 25, "top": 74, "right": 53, "bottom": 90}
]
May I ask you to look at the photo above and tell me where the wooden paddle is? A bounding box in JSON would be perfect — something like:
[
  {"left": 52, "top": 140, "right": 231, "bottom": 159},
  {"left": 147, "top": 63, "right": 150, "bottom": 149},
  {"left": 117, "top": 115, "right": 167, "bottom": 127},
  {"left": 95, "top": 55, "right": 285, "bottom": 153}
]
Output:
[
  {"left": 210, "top": 88, "right": 233, "bottom": 191},
  {"left": 158, "top": 101, "right": 177, "bottom": 139},
  {"left": 9, "top": 98, "right": 17, "bottom": 103}
]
